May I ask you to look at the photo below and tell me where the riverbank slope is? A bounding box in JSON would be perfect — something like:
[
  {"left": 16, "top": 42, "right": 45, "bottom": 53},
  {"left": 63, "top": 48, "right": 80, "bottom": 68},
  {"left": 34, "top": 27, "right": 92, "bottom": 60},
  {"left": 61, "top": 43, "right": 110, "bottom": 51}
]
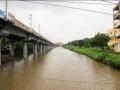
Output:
[{"left": 64, "top": 45, "right": 120, "bottom": 69}]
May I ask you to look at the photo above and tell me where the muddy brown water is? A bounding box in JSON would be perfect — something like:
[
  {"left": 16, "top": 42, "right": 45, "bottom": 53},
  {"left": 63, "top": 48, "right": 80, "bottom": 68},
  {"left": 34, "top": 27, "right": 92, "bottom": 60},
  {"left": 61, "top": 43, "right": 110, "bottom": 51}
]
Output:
[{"left": 0, "top": 47, "right": 120, "bottom": 90}]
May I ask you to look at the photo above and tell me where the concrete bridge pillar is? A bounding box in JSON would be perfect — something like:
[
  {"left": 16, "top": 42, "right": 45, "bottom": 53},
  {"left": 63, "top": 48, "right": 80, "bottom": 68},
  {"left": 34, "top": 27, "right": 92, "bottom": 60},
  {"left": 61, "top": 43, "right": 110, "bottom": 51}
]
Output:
[
  {"left": 47, "top": 46, "right": 49, "bottom": 50},
  {"left": 33, "top": 43, "right": 38, "bottom": 54},
  {"left": 49, "top": 46, "right": 51, "bottom": 49},
  {"left": 23, "top": 42, "right": 28, "bottom": 58},
  {"left": 44, "top": 45, "right": 46, "bottom": 52},
  {"left": 45, "top": 46, "right": 47, "bottom": 51},
  {"left": 42, "top": 44, "right": 44, "bottom": 52},
  {"left": 40, "top": 44, "right": 43, "bottom": 53},
  {"left": 45, "top": 45, "right": 47, "bottom": 51},
  {"left": 38, "top": 43, "right": 41, "bottom": 52},
  {"left": 47, "top": 45, "right": 48, "bottom": 50},
  {"left": 38, "top": 44, "right": 41, "bottom": 52},
  {"left": 0, "top": 39, "right": 1, "bottom": 66},
  {"left": 34, "top": 43, "right": 38, "bottom": 54},
  {"left": 9, "top": 42, "right": 14, "bottom": 56},
  {"left": 47, "top": 45, "right": 49, "bottom": 51},
  {"left": 42, "top": 44, "right": 45, "bottom": 53},
  {"left": 37, "top": 44, "right": 40, "bottom": 52},
  {"left": 42, "top": 44, "right": 44, "bottom": 53},
  {"left": 46, "top": 45, "right": 48, "bottom": 51}
]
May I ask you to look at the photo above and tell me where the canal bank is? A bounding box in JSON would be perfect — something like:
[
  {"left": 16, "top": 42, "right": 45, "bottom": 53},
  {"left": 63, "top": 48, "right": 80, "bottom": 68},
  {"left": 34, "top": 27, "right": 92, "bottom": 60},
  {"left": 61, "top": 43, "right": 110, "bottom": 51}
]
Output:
[
  {"left": 64, "top": 45, "right": 120, "bottom": 69},
  {"left": 0, "top": 47, "right": 120, "bottom": 90}
]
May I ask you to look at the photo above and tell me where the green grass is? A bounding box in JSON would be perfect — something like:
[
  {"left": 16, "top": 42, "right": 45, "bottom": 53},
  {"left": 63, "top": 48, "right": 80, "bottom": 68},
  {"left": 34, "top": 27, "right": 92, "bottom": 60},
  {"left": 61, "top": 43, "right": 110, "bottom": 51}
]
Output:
[{"left": 64, "top": 45, "right": 120, "bottom": 69}]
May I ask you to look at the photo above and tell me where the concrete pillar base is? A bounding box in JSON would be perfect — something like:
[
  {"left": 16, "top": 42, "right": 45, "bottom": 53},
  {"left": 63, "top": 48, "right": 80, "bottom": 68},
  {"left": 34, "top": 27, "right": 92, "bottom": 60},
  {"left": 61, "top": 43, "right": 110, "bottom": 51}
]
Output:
[
  {"left": 9, "top": 42, "right": 14, "bottom": 56},
  {"left": 44, "top": 45, "right": 46, "bottom": 52},
  {"left": 35, "top": 43, "right": 38, "bottom": 54},
  {"left": 33, "top": 43, "right": 38, "bottom": 54},
  {"left": 38, "top": 44, "right": 40, "bottom": 52},
  {"left": 43, "top": 45, "right": 45, "bottom": 53},
  {"left": 23, "top": 42, "right": 28, "bottom": 58},
  {"left": 37, "top": 45, "right": 39, "bottom": 52},
  {"left": 40, "top": 44, "right": 42, "bottom": 53}
]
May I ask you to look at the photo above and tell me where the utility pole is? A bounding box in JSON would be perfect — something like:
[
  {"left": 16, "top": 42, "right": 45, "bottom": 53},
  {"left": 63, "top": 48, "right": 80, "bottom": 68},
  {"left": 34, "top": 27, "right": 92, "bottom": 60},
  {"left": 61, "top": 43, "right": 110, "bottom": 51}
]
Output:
[
  {"left": 38, "top": 24, "right": 40, "bottom": 34},
  {"left": 29, "top": 13, "right": 32, "bottom": 30},
  {"left": 5, "top": 0, "right": 8, "bottom": 19}
]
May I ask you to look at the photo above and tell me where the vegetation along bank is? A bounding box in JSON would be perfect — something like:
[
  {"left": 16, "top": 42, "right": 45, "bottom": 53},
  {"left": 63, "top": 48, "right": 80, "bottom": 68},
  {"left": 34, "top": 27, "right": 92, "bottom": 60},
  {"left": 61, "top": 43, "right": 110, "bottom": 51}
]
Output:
[{"left": 64, "top": 33, "right": 120, "bottom": 69}]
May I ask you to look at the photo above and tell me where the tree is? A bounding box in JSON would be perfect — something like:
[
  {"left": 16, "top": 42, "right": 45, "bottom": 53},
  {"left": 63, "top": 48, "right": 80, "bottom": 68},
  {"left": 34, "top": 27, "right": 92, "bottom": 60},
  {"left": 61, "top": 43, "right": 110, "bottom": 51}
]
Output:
[
  {"left": 68, "top": 40, "right": 79, "bottom": 47},
  {"left": 78, "top": 40, "right": 84, "bottom": 47},
  {"left": 91, "top": 33, "right": 110, "bottom": 48},
  {"left": 65, "top": 33, "right": 110, "bottom": 49},
  {"left": 83, "top": 38, "right": 92, "bottom": 48}
]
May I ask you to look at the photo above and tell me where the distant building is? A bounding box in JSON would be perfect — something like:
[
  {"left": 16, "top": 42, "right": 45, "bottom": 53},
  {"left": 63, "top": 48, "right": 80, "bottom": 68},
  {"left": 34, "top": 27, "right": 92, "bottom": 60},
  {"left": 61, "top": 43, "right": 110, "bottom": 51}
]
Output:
[
  {"left": 110, "top": 2, "right": 120, "bottom": 52},
  {"left": 107, "top": 29, "right": 120, "bottom": 52},
  {"left": 55, "top": 42, "right": 64, "bottom": 46}
]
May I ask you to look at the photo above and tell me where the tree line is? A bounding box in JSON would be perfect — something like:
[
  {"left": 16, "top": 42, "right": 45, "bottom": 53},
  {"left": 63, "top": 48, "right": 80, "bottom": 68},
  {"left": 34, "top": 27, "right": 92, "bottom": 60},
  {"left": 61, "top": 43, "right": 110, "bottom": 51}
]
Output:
[{"left": 66, "top": 33, "right": 110, "bottom": 49}]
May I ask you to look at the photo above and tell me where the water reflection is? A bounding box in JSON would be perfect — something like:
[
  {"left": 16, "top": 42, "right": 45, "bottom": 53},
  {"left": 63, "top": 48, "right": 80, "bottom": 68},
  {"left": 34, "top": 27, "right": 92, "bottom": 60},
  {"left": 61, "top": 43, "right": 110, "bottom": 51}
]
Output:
[{"left": 0, "top": 47, "right": 120, "bottom": 90}]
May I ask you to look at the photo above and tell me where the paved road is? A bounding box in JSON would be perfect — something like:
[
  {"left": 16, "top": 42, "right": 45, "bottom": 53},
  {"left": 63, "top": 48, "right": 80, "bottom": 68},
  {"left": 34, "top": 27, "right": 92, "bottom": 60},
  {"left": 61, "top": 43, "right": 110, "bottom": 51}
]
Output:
[{"left": 0, "top": 47, "right": 120, "bottom": 90}]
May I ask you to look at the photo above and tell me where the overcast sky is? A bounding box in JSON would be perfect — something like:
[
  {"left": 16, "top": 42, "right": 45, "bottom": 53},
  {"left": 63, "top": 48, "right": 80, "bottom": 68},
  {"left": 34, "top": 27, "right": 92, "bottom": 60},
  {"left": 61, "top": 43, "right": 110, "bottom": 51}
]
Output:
[{"left": 0, "top": 1, "right": 118, "bottom": 43}]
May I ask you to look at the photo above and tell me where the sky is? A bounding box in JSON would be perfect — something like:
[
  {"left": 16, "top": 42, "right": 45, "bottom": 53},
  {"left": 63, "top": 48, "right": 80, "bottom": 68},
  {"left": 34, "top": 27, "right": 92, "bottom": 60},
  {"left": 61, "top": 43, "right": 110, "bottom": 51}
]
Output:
[{"left": 0, "top": 0, "right": 118, "bottom": 44}]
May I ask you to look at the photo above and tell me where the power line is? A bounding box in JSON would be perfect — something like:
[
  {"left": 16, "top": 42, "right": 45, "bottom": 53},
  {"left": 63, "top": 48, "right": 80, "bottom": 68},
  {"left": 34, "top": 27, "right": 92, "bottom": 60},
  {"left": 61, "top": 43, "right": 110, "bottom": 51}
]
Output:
[
  {"left": 65, "top": 1, "right": 115, "bottom": 5},
  {"left": 32, "top": 2, "right": 113, "bottom": 15},
  {"left": 19, "top": 0, "right": 118, "bottom": 1},
  {"left": 20, "top": 0, "right": 117, "bottom": 5},
  {"left": 101, "top": 0, "right": 118, "bottom": 4}
]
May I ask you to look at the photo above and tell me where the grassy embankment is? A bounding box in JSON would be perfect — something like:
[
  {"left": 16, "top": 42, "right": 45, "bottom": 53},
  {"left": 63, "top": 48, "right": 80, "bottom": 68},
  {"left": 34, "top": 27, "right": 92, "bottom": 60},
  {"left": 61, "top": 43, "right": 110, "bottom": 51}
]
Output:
[{"left": 64, "top": 45, "right": 120, "bottom": 69}]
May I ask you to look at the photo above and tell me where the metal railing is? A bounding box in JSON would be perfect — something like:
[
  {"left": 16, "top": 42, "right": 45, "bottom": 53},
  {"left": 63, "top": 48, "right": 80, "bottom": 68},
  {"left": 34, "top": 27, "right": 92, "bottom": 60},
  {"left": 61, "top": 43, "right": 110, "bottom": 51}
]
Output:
[
  {"left": 7, "top": 12, "right": 32, "bottom": 33},
  {"left": 6, "top": 12, "right": 48, "bottom": 40}
]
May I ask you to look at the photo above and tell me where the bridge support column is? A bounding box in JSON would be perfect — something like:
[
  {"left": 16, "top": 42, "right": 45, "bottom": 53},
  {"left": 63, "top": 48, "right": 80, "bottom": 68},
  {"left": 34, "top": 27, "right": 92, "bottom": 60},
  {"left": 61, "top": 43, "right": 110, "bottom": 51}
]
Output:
[
  {"left": 46, "top": 45, "right": 47, "bottom": 51},
  {"left": 47, "top": 46, "right": 49, "bottom": 50},
  {"left": 44, "top": 45, "right": 46, "bottom": 52},
  {"left": 33, "top": 43, "right": 38, "bottom": 54},
  {"left": 46, "top": 45, "right": 48, "bottom": 51},
  {"left": 23, "top": 42, "right": 28, "bottom": 58},
  {"left": 37, "top": 44, "right": 39, "bottom": 52},
  {"left": 45, "top": 45, "right": 47, "bottom": 51},
  {"left": 40, "top": 44, "right": 42, "bottom": 53},
  {"left": 47, "top": 45, "right": 49, "bottom": 50},
  {"left": 42, "top": 44, "right": 44, "bottom": 53},
  {"left": 9, "top": 42, "right": 14, "bottom": 56},
  {"left": 0, "top": 39, "right": 1, "bottom": 66},
  {"left": 35, "top": 43, "right": 38, "bottom": 54},
  {"left": 48, "top": 46, "right": 51, "bottom": 50},
  {"left": 38, "top": 44, "right": 40, "bottom": 52}
]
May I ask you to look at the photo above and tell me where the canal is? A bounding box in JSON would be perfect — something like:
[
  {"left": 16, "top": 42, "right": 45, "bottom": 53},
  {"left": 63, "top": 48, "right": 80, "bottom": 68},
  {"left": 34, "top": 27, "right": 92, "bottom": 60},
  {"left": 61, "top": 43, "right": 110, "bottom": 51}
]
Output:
[{"left": 0, "top": 47, "right": 120, "bottom": 90}]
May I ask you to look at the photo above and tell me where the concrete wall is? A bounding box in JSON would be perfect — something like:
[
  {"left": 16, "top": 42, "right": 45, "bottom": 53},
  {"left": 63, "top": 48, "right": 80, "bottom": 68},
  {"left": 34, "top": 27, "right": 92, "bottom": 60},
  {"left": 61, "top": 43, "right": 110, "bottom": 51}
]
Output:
[{"left": 114, "top": 43, "right": 120, "bottom": 52}]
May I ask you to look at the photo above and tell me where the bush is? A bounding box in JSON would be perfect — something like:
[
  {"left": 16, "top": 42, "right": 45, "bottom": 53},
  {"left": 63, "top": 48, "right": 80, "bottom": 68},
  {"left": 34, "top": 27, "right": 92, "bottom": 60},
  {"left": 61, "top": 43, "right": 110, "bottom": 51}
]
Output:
[{"left": 97, "top": 53, "right": 106, "bottom": 62}]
